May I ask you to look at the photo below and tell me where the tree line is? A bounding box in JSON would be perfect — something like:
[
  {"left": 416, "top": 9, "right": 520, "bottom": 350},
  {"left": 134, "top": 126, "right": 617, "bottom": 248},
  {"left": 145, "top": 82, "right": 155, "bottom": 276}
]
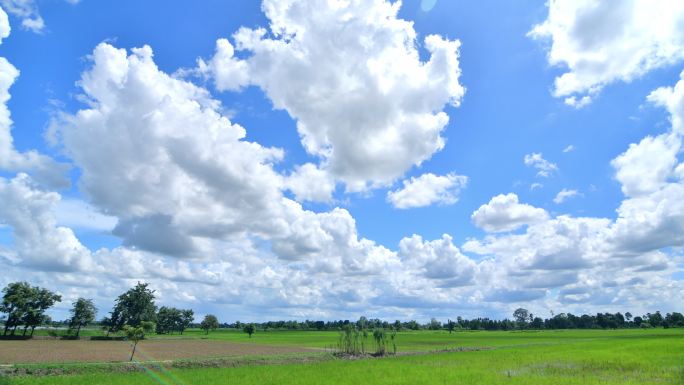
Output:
[{"left": 2, "top": 281, "right": 683, "bottom": 339}]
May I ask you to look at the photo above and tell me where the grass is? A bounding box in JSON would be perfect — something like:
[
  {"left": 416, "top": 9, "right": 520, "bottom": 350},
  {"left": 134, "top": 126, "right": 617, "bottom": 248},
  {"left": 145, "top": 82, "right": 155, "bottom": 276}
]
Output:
[{"left": 5, "top": 328, "right": 683, "bottom": 384}]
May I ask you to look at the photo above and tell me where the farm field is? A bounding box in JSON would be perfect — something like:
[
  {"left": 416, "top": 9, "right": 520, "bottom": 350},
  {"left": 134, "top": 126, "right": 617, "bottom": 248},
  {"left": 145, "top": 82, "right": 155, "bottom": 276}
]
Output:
[{"left": 2, "top": 328, "right": 683, "bottom": 384}]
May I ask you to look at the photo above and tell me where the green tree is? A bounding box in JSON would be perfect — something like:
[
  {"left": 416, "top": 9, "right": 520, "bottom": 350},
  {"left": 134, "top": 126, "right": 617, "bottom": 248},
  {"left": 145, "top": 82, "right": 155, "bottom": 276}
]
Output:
[
  {"left": 1, "top": 282, "right": 33, "bottom": 336},
  {"left": 200, "top": 314, "right": 219, "bottom": 335},
  {"left": 69, "top": 298, "right": 97, "bottom": 338},
  {"left": 123, "top": 321, "right": 155, "bottom": 361},
  {"left": 446, "top": 319, "right": 457, "bottom": 334},
  {"left": 243, "top": 323, "right": 255, "bottom": 338},
  {"left": 178, "top": 309, "right": 194, "bottom": 335},
  {"left": 513, "top": 308, "right": 530, "bottom": 328},
  {"left": 108, "top": 282, "right": 157, "bottom": 333},
  {"left": 22, "top": 287, "right": 62, "bottom": 336}
]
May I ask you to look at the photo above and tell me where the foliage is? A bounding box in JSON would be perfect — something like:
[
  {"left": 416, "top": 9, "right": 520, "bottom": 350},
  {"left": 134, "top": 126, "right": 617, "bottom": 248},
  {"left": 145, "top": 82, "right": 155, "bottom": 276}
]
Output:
[
  {"left": 1, "top": 282, "right": 61, "bottom": 336},
  {"left": 123, "top": 321, "right": 155, "bottom": 361},
  {"left": 243, "top": 323, "right": 256, "bottom": 338},
  {"left": 155, "top": 307, "right": 194, "bottom": 334},
  {"left": 108, "top": 282, "right": 157, "bottom": 333},
  {"left": 68, "top": 298, "right": 97, "bottom": 338},
  {"left": 372, "top": 328, "right": 388, "bottom": 355},
  {"left": 200, "top": 314, "right": 219, "bottom": 335}
]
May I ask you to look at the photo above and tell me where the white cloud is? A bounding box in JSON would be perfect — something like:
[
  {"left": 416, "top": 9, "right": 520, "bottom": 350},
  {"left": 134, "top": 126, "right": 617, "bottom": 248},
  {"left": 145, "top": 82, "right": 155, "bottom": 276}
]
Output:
[
  {"left": 199, "top": 0, "right": 465, "bottom": 191},
  {"left": 530, "top": 182, "right": 543, "bottom": 190},
  {"left": 398, "top": 234, "right": 476, "bottom": 286},
  {"left": 0, "top": 0, "right": 79, "bottom": 33},
  {"left": 471, "top": 193, "right": 549, "bottom": 233},
  {"left": 553, "top": 188, "right": 580, "bottom": 204},
  {"left": 524, "top": 152, "right": 558, "bottom": 177},
  {"left": 0, "top": 6, "right": 10, "bottom": 43},
  {"left": 530, "top": 0, "right": 684, "bottom": 106},
  {"left": 0, "top": 174, "right": 94, "bottom": 272},
  {"left": 562, "top": 145, "right": 575, "bottom": 153},
  {"left": 285, "top": 163, "right": 336, "bottom": 203},
  {"left": 612, "top": 133, "right": 680, "bottom": 197},
  {"left": 387, "top": 172, "right": 467, "bottom": 209}
]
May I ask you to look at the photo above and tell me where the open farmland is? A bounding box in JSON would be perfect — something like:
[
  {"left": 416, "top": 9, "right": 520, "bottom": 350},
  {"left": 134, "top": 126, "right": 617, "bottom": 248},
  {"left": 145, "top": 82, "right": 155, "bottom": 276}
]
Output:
[{"left": 2, "top": 329, "right": 683, "bottom": 384}]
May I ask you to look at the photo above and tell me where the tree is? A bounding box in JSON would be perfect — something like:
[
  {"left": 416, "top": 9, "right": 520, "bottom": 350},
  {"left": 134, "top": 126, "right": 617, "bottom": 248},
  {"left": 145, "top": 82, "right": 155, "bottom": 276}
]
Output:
[
  {"left": 69, "top": 298, "right": 97, "bottom": 338},
  {"left": 428, "top": 318, "right": 442, "bottom": 330},
  {"left": 1, "top": 282, "right": 33, "bottom": 336},
  {"left": 200, "top": 314, "right": 219, "bottom": 335},
  {"left": 446, "top": 319, "right": 457, "bottom": 334},
  {"left": 513, "top": 308, "right": 530, "bottom": 328},
  {"left": 244, "top": 323, "right": 255, "bottom": 338},
  {"left": 178, "top": 309, "right": 194, "bottom": 335},
  {"left": 108, "top": 282, "right": 157, "bottom": 333},
  {"left": 123, "top": 321, "right": 155, "bottom": 361},
  {"left": 1, "top": 282, "right": 61, "bottom": 336}
]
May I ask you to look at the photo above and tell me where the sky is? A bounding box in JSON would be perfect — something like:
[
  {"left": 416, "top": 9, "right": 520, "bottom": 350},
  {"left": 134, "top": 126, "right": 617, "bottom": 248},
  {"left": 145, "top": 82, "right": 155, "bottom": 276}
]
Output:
[{"left": 0, "top": 0, "right": 683, "bottom": 323}]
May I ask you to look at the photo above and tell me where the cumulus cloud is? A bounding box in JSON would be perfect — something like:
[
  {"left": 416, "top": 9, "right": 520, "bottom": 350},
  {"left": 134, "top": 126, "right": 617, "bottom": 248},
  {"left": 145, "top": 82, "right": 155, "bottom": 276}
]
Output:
[
  {"left": 0, "top": 174, "right": 94, "bottom": 271},
  {"left": 285, "top": 163, "right": 336, "bottom": 203},
  {"left": 199, "top": 0, "right": 465, "bottom": 191},
  {"left": 471, "top": 193, "right": 549, "bottom": 233},
  {"left": 524, "top": 152, "right": 557, "bottom": 177},
  {"left": 553, "top": 188, "right": 580, "bottom": 204},
  {"left": 387, "top": 172, "right": 467, "bottom": 209},
  {"left": 530, "top": 0, "right": 684, "bottom": 106},
  {"left": 398, "top": 234, "right": 476, "bottom": 287}
]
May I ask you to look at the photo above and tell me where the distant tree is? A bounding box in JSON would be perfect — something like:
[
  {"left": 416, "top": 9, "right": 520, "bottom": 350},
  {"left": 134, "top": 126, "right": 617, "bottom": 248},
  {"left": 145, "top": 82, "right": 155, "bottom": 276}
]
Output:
[
  {"left": 178, "top": 309, "right": 194, "bottom": 335},
  {"left": 68, "top": 298, "right": 97, "bottom": 338},
  {"left": 244, "top": 323, "right": 256, "bottom": 338},
  {"left": 446, "top": 319, "right": 457, "bottom": 334},
  {"left": 647, "top": 311, "right": 663, "bottom": 327},
  {"left": 200, "top": 314, "right": 219, "bottom": 335},
  {"left": 513, "top": 308, "right": 530, "bottom": 328},
  {"left": 356, "top": 316, "right": 368, "bottom": 330},
  {"left": 108, "top": 282, "right": 157, "bottom": 333},
  {"left": 123, "top": 321, "right": 155, "bottom": 361},
  {"left": 393, "top": 320, "right": 402, "bottom": 331},
  {"left": 428, "top": 318, "right": 442, "bottom": 330},
  {"left": 625, "top": 312, "right": 633, "bottom": 323}
]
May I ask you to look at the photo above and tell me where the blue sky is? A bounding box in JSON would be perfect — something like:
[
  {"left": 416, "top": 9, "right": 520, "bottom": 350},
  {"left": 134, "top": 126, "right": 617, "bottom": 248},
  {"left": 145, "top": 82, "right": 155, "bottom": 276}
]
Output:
[{"left": 0, "top": 0, "right": 683, "bottom": 322}]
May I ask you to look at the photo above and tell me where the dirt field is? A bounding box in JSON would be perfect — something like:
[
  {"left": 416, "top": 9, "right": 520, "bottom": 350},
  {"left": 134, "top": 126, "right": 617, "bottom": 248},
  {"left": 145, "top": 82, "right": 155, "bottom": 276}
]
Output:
[{"left": 0, "top": 339, "right": 315, "bottom": 364}]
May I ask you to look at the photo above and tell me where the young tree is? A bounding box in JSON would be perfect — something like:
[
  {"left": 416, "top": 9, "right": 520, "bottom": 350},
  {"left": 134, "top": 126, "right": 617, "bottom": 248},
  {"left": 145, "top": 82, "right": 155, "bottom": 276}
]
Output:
[
  {"left": 123, "top": 321, "right": 155, "bottom": 361},
  {"left": 108, "top": 282, "right": 157, "bottom": 333},
  {"left": 243, "top": 323, "right": 255, "bottom": 338},
  {"left": 69, "top": 298, "right": 97, "bottom": 338},
  {"left": 200, "top": 314, "right": 219, "bottom": 335}
]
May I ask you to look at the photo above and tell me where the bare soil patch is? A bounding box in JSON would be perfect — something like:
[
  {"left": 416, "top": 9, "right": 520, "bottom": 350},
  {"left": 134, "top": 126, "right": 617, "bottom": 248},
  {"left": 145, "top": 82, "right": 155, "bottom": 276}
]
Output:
[{"left": 0, "top": 339, "right": 314, "bottom": 364}]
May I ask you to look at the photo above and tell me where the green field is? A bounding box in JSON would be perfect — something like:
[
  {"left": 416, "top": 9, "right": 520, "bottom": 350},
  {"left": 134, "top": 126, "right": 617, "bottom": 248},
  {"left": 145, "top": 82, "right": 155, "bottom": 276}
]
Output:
[{"left": 4, "top": 328, "right": 684, "bottom": 384}]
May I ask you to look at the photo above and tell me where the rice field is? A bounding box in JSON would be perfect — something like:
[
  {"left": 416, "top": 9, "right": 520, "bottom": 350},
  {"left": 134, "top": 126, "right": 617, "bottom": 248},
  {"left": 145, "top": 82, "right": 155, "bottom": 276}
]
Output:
[{"left": 2, "top": 328, "right": 683, "bottom": 384}]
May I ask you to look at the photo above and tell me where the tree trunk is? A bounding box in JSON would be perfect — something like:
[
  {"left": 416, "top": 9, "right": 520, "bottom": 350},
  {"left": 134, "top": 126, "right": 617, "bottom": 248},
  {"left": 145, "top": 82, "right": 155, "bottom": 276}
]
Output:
[
  {"left": 76, "top": 325, "right": 81, "bottom": 338},
  {"left": 130, "top": 341, "right": 138, "bottom": 361},
  {"left": 22, "top": 326, "right": 28, "bottom": 336},
  {"left": 30, "top": 326, "right": 36, "bottom": 337},
  {"left": 3, "top": 322, "right": 9, "bottom": 336}
]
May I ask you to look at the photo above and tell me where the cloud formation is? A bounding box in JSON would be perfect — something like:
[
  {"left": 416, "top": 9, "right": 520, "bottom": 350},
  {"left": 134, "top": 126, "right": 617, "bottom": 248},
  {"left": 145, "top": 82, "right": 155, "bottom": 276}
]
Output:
[
  {"left": 387, "top": 173, "right": 468, "bottom": 209},
  {"left": 530, "top": 0, "right": 684, "bottom": 106},
  {"left": 198, "top": 0, "right": 465, "bottom": 192},
  {"left": 471, "top": 193, "right": 549, "bottom": 233}
]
